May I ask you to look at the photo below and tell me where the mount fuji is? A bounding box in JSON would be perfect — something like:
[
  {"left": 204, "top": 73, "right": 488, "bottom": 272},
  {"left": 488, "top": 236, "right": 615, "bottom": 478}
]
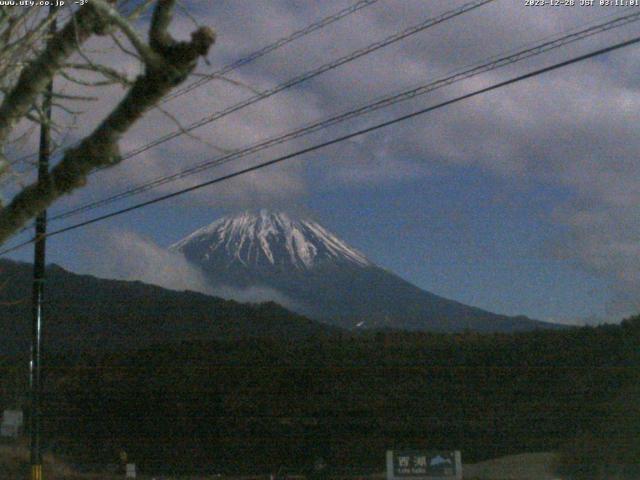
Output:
[{"left": 171, "top": 210, "right": 557, "bottom": 332}]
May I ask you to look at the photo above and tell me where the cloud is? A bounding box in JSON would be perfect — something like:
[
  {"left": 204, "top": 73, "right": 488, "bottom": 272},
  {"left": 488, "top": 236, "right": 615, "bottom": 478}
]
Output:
[
  {"left": 78, "top": 228, "right": 214, "bottom": 295},
  {"left": 75, "top": 227, "right": 302, "bottom": 311},
  {"left": 209, "top": 284, "right": 302, "bottom": 313},
  {"left": 8, "top": 1, "right": 640, "bottom": 318}
]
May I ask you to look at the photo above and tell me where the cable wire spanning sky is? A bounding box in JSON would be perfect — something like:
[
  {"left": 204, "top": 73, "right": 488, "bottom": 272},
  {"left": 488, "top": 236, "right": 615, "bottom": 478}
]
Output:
[
  {"left": 4, "top": 0, "right": 640, "bottom": 324},
  {"left": 45, "top": 8, "right": 640, "bottom": 223}
]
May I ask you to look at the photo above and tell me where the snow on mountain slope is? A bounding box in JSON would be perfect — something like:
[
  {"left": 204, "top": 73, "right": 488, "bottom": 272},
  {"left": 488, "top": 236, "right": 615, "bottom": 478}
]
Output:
[
  {"left": 170, "top": 210, "right": 371, "bottom": 270},
  {"left": 169, "top": 210, "right": 558, "bottom": 333}
]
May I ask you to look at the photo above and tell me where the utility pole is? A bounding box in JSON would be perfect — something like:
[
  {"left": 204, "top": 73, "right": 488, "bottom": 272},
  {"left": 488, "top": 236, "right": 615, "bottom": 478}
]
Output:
[{"left": 30, "top": 5, "right": 56, "bottom": 480}]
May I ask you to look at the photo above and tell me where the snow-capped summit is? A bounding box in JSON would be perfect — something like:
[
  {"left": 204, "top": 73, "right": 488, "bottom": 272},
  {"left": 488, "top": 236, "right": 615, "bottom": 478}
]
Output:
[
  {"left": 170, "top": 209, "right": 555, "bottom": 333},
  {"left": 170, "top": 210, "right": 371, "bottom": 271}
]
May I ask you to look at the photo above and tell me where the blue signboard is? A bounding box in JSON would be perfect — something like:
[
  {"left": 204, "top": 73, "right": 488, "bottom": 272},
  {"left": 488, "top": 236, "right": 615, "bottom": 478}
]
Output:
[{"left": 387, "top": 450, "right": 462, "bottom": 480}]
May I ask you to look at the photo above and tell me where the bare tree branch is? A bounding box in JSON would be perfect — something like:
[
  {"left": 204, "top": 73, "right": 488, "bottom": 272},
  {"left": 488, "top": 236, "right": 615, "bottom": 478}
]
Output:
[
  {"left": 154, "top": 103, "right": 231, "bottom": 154},
  {"left": 0, "top": 0, "right": 215, "bottom": 243},
  {"left": 90, "top": 0, "right": 162, "bottom": 67},
  {"left": 109, "top": 31, "right": 142, "bottom": 62},
  {"left": 0, "top": 3, "right": 110, "bottom": 154},
  {"left": 64, "top": 62, "right": 133, "bottom": 85}
]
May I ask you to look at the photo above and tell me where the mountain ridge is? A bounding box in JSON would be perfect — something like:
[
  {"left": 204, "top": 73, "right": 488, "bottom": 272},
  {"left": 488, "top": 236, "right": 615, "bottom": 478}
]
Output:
[
  {"left": 173, "top": 209, "right": 560, "bottom": 333},
  {"left": 0, "top": 258, "right": 337, "bottom": 356}
]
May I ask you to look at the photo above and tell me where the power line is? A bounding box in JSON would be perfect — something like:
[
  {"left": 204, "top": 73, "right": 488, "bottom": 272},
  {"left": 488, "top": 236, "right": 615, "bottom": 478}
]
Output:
[
  {"left": 163, "top": 0, "right": 382, "bottom": 103},
  {"left": 48, "top": 9, "right": 640, "bottom": 222},
  {"left": 2, "top": 33, "right": 638, "bottom": 257},
  {"left": 97, "top": 0, "right": 495, "bottom": 167},
  {"left": 8, "top": 0, "right": 382, "bottom": 169}
]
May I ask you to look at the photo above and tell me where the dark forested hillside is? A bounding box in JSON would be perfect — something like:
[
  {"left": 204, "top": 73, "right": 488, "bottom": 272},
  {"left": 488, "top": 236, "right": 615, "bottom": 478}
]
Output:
[
  {"left": 1, "top": 316, "right": 635, "bottom": 476},
  {"left": 1, "top": 260, "right": 637, "bottom": 477},
  {"left": 0, "top": 259, "right": 337, "bottom": 355}
]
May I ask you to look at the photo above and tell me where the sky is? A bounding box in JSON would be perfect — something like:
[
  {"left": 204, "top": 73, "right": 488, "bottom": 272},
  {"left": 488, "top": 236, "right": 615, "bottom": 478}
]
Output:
[{"left": 4, "top": 0, "right": 640, "bottom": 325}]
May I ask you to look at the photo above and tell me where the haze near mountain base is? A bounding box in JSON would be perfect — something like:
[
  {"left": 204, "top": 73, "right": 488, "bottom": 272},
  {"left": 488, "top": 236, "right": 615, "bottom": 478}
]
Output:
[{"left": 171, "top": 210, "right": 557, "bottom": 333}]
